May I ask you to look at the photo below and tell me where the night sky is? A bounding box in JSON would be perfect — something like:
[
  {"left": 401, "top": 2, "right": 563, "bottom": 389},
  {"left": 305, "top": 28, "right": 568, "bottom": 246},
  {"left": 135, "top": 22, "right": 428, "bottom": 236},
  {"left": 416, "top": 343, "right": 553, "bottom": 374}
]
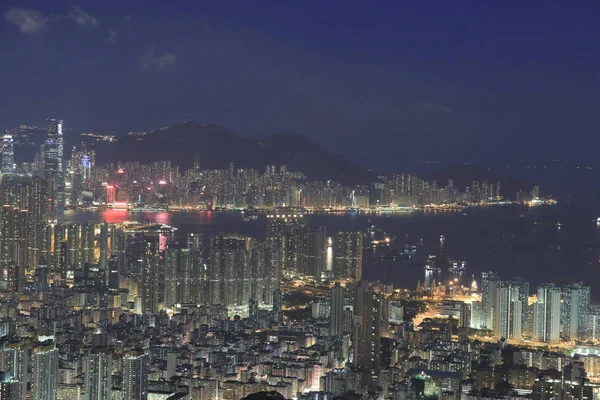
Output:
[{"left": 2, "top": 1, "right": 600, "bottom": 170}]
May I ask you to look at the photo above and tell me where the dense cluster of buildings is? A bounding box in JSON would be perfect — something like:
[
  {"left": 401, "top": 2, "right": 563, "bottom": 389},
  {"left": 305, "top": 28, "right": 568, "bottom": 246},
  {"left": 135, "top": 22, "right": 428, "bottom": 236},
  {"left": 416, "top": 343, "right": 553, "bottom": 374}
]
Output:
[
  {"left": 2, "top": 120, "right": 541, "bottom": 211},
  {"left": 463, "top": 275, "right": 595, "bottom": 345},
  {"left": 0, "top": 119, "right": 588, "bottom": 400}
]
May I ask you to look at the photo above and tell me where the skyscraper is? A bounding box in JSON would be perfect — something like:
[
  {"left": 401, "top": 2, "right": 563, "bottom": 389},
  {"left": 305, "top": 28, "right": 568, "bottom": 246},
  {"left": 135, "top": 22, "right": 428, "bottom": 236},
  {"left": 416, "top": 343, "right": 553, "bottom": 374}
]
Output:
[
  {"left": 164, "top": 247, "right": 179, "bottom": 307},
  {"left": 480, "top": 271, "right": 499, "bottom": 329},
  {"left": 249, "top": 297, "right": 259, "bottom": 327},
  {"left": 84, "top": 349, "right": 113, "bottom": 400},
  {"left": 32, "top": 341, "right": 59, "bottom": 400},
  {"left": 99, "top": 222, "right": 109, "bottom": 271},
  {"left": 353, "top": 282, "right": 381, "bottom": 384},
  {"left": 27, "top": 176, "right": 48, "bottom": 270},
  {"left": 180, "top": 248, "right": 205, "bottom": 304},
  {"left": 44, "top": 119, "right": 65, "bottom": 223},
  {"left": 187, "top": 232, "right": 202, "bottom": 250},
  {"left": 534, "top": 283, "right": 561, "bottom": 344},
  {"left": 562, "top": 283, "right": 592, "bottom": 341},
  {"left": 266, "top": 208, "right": 307, "bottom": 278},
  {"left": 2, "top": 134, "right": 14, "bottom": 174},
  {"left": 1, "top": 206, "right": 28, "bottom": 294},
  {"left": 80, "top": 222, "right": 95, "bottom": 267},
  {"left": 487, "top": 277, "right": 528, "bottom": 340},
  {"left": 0, "top": 341, "right": 28, "bottom": 400},
  {"left": 141, "top": 234, "right": 161, "bottom": 314},
  {"left": 0, "top": 174, "right": 47, "bottom": 276},
  {"left": 208, "top": 234, "right": 250, "bottom": 307},
  {"left": 330, "top": 282, "right": 345, "bottom": 338},
  {"left": 273, "top": 288, "right": 284, "bottom": 325},
  {"left": 305, "top": 226, "right": 326, "bottom": 279},
  {"left": 250, "top": 241, "right": 278, "bottom": 306},
  {"left": 334, "top": 231, "right": 363, "bottom": 282},
  {"left": 0, "top": 371, "right": 20, "bottom": 400},
  {"left": 123, "top": 350, "right": 148, "bottom": 400}
]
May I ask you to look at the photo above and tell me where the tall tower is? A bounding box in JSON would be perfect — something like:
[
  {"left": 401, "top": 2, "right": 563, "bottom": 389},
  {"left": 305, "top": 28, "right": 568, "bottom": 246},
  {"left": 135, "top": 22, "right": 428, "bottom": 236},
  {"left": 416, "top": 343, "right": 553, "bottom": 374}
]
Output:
[
  {"left": 99, "top": 222, "right": 109, "bottom": 272},
  {"left": 329, "top": 282, "right": 345, "bottom": 338},
  {"left": 480, "top": 271, "right": 499, "bottom": 329},
  {"left": 208, "top": 234, "right": 250, "bottom": 307},
  {"left": 562, "top": 283, "right": 591, "bottom": 341},
  {"left": 80, "top": 222, "right": 95, "bottom": 267},
  {"left": 534, "top": 283, "right": 561, "bottom": 344},
  {"left": 305, "top": 226, "right": 326, "bottom": 279},
  {"left": 27, "top": 176, "right": 48, "bottom": 269},
  {"left": 272, "top": 287, "right": 284, "bottom": 325},
  {"left": 84, "top": 349, "right": 113, "bottom": 400},
  {"left": 164, "top": 248, "right": 179, "bottom": 307},
  {"left": 266, "top": 208, "right": 307, "bottom": 278},
  {"left": 334, "top": 231, "right": 363, "bottom": 282},
  {"left": 32, "top": 341, "right": 59, "bottom": 400},
  {"left": 0, "top": 341, "right": 29, "bottom": 400},
  {"left": 353, "top": 282, "right": 381, "bottom": 384},
  {"left": 488, "top": 277, "right": 528, "bottom": 340},
  {"left": 44, "top": 119, "right": 65, "bottom": 223},
  {"left": 2, "top": 134, "right": 14, "bottom": 174},
  {"left": 250, "top": 241, "right": 278, "bottom": 306},
  {"left": 141, "top": 235, "right": 161, "bottom": 314},
  {"left": 1, "top": 206, "right": 28, "bottom": 294},
  {"left": 0, "top": 371, "right": 20, "bottom": 400},
  {"left": 123, "top": 350, "right": 148, "bottom": 400}
]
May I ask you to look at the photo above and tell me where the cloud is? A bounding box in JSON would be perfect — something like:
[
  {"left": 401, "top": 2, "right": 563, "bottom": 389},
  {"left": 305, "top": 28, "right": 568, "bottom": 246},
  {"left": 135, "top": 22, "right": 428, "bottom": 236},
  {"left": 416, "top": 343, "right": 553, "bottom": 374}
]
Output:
[
  {"left": 416, "top": 102, "right": 451, "bottom": 113},
  {"left": 4, "top": 8, "right": 48, "bottom": 34},
  {"left": 141, "top": 48, "right": 176, "bottom": 72},
  {"left": 106, "top": 28, "right": 117, "bottom": 47},
  {"left": 68, "top": 5, "right": 97, "bottom": 27}
]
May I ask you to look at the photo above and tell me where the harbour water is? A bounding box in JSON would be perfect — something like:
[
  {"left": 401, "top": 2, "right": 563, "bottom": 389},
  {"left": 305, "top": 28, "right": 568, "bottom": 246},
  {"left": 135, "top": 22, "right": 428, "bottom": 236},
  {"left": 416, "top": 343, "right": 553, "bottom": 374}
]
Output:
[{"left": 64, "top": 204, "right": 600, "bottom": 300}]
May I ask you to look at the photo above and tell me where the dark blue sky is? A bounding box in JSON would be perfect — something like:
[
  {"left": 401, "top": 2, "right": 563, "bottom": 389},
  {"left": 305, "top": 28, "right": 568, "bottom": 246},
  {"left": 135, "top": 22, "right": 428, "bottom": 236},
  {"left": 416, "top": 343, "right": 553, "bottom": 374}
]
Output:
[{"left": 1, "top": 1, "right": 600, "bottom": 170}]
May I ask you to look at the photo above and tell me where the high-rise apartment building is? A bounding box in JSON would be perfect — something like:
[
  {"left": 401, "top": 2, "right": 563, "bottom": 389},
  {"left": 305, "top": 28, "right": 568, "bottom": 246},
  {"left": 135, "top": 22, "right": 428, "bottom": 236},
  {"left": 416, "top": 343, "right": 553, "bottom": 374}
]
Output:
[
  {"left": 534, "top": 283, "right": 561, "bottom": 344},
  {"left": 266, "top": 208, "right": 307, "bottom": 278},
  {"left": 0, "top": 174, "right": 47, "bottom": 274},
  {"left": 0, "top": 371, "right": 20, "bottom": 400},
  {"left": 44, "top": 119, "right": 65, "bottom": 223},
  {"left": 99, "top": 222, "right": 109, "bottom": 271},
  {"left": 208, "top": 234, "right": 251, "bottom": 307},
  {"left": 562, "top": 283, "right": 592, "bottom": 341},
  {"left": 141, "top": 234, "right": 162, "bottom": 314},
  {"left": 164, "top": 248, "right": 179, "bottom": 307},
  {"left": 250, "top": 240, "right": 278, "bottom": 306},
  {"left": 80, "top": 222, "right": 95, "bottom": 267},
  {"left": 0, "top": 341, "right": 28, "bottom": 400},
  {"left": 2, "top": 134, "right": 14, "bottom": 174},
  {"left": 32, "top": 341, "right": 59, "bottom": 400},
  {"left": 353, "top": 282, "right": 381, "bottom": 384},
  {"left": 273, "top": 288, "right": 284, "bottom": 325},
  {"left": 487, "top": 277, "right": 529, "bottom": 340},
  {"left": 1, "top": 206, "right": 28, "bottom": 293},
  {"left": 123, "top": 350, "right": 148, "bottom": 400},
  {"left": 84, "top": 349, "right": 113, "bottom": 400},
  {"left": 165, "top": 246, "right": 206, "bottom": 307},
  {"left": 305, "top": 226, "right": 326, "bottom": 279},
  {"left": 334, "top": 232, "right": 363, "bottom": 282},
  {"left": 330, "top": 282, "right": 345, "bottom": 338}
]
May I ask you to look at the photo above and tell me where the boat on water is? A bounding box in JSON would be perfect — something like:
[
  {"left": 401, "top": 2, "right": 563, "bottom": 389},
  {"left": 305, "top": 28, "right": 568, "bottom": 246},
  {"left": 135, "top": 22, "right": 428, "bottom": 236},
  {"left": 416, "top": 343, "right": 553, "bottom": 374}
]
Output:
[{"left": 242, "top": 208, "right": 259, "bottom": 222}]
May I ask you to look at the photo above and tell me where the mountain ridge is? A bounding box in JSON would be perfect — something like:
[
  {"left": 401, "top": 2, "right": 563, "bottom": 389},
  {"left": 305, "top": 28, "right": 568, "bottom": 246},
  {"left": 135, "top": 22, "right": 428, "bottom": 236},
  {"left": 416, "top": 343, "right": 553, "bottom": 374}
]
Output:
[{"left": 92, "top": 121, "right": 378, "bottom": 185}]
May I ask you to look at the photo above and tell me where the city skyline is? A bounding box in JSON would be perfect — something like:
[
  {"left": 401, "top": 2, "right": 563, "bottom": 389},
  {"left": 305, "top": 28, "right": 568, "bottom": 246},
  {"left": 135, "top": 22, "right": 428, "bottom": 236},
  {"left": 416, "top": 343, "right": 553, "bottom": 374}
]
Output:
[{"left": 2, "top": 2, "right": 599, "bottom": 399}]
